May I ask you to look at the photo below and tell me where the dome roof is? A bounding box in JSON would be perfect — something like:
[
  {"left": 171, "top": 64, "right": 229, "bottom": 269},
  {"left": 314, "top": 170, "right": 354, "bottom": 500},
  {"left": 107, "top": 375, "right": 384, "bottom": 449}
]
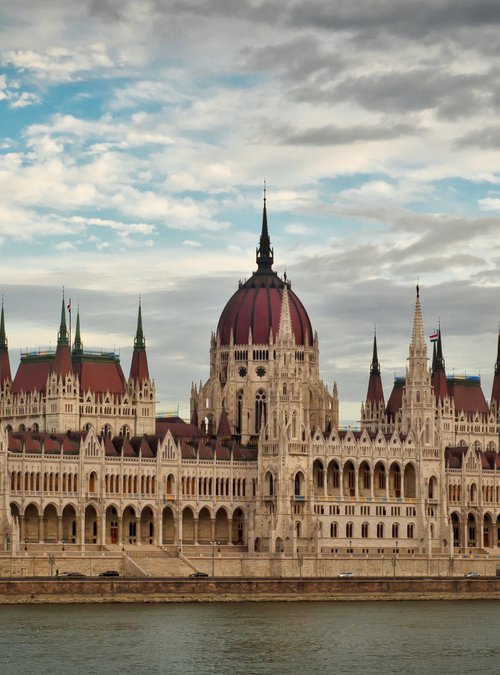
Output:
[{"left": 216, "top": 197, "right": 313, "bottom": 347}]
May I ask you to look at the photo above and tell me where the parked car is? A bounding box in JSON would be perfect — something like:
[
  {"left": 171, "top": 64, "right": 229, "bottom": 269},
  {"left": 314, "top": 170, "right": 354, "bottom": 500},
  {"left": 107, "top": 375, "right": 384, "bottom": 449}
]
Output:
[
  {"left": 58, "top": 572, "right": 86, "bottom": 578},
  {"left": 189, "top": 572, "right": 209, "bottom": 578},
  {"left": 465, "top": 571, "right": 481, "bottom": 578},
  {"left": 338, "top": 571, "right": 354, "bottom": 578},
  {"left": 99, "top": 570, "right": 120, "bottom": 577}
]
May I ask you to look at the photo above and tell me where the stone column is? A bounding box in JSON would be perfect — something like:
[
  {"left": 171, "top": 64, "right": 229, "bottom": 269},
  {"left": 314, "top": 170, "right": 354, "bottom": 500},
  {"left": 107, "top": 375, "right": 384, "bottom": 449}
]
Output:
[
  {"left": 193, "top": 517, "right": 199, "bottom": 545},
  {"left": 19, "top": 515, "right": 25, "bottom": 544},
  {"left": 210, "top": 517, "right": 216, "bottom": 543},
  {"left": 79, "top": 514, "right": 85, "bottom": 547},
  {"left": 135, "top": 516, "right": 141, "bottom": 545},
  {"left": 57, "top": 516, "right": 63, "bottom": 543},
  {"left": 38, "top": 515, "right": 44, "bottom": 543},
  {"left": 118, "top": 516, "right": 123, "bottom": 546},
  {"left": 100, "top": 510, "right": 106, "bottom": 547},
  {"left": 227, "top": 518, "right": 233, "bottom": 545},
  {"left": 156, "top": 508, "right": 162, "bottom": 547}
]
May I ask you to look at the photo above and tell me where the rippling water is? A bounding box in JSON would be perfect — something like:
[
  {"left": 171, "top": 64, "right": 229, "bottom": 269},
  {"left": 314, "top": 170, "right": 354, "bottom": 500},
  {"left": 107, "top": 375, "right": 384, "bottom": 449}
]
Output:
[{"left": 0, "top": 601, "right": 499, "bottom": 674}]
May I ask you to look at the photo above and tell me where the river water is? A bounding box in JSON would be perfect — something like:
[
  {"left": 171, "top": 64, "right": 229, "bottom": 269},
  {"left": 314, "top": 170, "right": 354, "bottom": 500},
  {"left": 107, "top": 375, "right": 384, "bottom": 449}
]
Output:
[{"left": 0, "top": 601, "right": 499, "bottom": 674}]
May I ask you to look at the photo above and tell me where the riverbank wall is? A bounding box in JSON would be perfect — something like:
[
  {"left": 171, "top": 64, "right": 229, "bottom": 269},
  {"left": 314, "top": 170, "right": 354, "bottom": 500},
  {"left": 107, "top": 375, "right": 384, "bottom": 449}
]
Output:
[{"left": 0, "top": 577, "right": 499, "bottom": 604}]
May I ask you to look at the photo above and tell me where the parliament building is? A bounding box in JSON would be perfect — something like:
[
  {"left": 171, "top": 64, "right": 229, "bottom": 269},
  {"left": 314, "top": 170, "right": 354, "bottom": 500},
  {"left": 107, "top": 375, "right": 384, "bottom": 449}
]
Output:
[{"left": 0, "top": 198, "right": 499, "bottom": 570}]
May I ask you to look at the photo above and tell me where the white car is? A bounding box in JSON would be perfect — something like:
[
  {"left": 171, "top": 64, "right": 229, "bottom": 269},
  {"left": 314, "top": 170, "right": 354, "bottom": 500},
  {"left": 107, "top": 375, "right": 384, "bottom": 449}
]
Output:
[
  {"left": 465, "top": 571, "right": 480, "bottom": 578},
  {"left": 338, "top": 571, "right": 354, "bottom": 578}
]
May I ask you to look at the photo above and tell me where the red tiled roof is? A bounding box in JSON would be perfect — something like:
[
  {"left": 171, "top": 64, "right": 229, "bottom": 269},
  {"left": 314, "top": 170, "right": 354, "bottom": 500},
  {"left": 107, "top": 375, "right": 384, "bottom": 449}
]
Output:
[
  {"left": 0, "top": 349, "right": 11, "bottom": 387},
  {"left": 386, "top": 379, "right": 404, "bottom": 418},
  {"left": 74, "top": 359, "right": 126, "bottom": 396},
  {"left": 217, "top": 271, "right": 313, "bottom": 346},
  {"left": 156, "top": 419, "right": 203, "bottom": 439},
  {"left": 12, "top": 358, "right": 52, "bottom": 394},
  {"left": 53, "top": 344, "right": 72, "bottom": 377},
  {"left": 447, "top": 379, "right": 489, "bottom": 415},
  {"left": 129, "top": 348, "right": 149, "bottom": 382},
  {"left": 433, "top": 370, "right": 448, "bottom": 401},
  {"left": 366, "top": 372, "right": 384, "bottom": 406},
  {"left": 217, "top": 409, "right": 231, "bottom": 436}
]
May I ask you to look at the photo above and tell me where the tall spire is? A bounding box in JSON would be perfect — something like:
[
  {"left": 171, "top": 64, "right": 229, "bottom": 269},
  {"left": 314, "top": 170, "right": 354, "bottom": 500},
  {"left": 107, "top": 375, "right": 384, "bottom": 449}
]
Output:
[
  {"left": 370, "top": 329, "right": 380, "bottom": 375},
  {"left": 0, "top": 299, "right": 7, "bottom": 351},
  {"left": 134, "top": 298, "right": 146, "bottom": 350},
  {"left": 0, "top": 299, "right": 12, "bottom": 387},
  {"left": 277, "top": 284, "right": 294, "bottom": 341},
  {"left": 496, "top": 329, "right": 500, "bottom": 376},
  {"left": 432, "top": 326, "right": 448, "bottom": 401},
  {"left": 58, "top": 294, "right": 69, "bottom": 347},
  {"left": 53, "top": 294, "right": 72, "bottom": 376},
  {"left": 72, "top": 306, "right": 83, "bottom": 355},
  {"left": 256, "top": 182, "right": 274, "bottom": 272},
  {"left": 491, "top": 329, "right": 500, "bottom": 407},
  {"left": 410, "top": 284, "right": 426, "bottom": 354},
  {"left": 129, "top": 298, "right": 149, "bottom": 382},
  {"left": 366, "top": 330, "right": 384, "bottom": 406}
]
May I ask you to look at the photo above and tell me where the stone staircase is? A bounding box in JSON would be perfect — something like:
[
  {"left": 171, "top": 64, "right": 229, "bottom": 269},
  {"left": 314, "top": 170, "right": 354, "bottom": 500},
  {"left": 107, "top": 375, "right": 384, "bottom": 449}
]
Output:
[{"left": 125, "top": 548, "right": 195, "bottom": 577}]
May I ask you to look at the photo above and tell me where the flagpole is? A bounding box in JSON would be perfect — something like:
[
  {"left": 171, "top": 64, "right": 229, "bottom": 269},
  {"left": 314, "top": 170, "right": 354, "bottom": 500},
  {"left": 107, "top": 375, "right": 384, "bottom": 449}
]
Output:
[{"left": 68, "top": 298, "right": 72, "bottom": 348}]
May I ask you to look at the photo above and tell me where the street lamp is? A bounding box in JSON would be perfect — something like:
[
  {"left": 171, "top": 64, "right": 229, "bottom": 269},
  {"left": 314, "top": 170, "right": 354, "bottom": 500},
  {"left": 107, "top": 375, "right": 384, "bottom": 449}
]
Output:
[{"left": 210, "top": 540, "right": 220, "bottom": 577}]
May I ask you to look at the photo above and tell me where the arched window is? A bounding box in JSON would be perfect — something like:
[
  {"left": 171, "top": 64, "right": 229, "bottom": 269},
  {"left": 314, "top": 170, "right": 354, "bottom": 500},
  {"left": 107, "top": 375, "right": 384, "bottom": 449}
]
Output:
[
  {"left": 330, "top": 522, "right": 338, "bottom": 538},
  {"left": 255, "top": 389, "right": 267, "bottom": 433},
  {"left": 377, "top": 523, "right": 384, "bottom": 538},
  {"left": 361, "top": 522, "right": 369, "bottom": 538}
]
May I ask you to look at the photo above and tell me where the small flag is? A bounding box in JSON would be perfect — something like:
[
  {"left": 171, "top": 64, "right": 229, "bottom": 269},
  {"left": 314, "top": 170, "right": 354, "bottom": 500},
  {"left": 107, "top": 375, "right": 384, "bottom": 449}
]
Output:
[
  {"left": 67, "top": 299, "right": 72, "bottom": 312},
  {"left": 429, "top": 332, "right": 438, "bottom": 342}
]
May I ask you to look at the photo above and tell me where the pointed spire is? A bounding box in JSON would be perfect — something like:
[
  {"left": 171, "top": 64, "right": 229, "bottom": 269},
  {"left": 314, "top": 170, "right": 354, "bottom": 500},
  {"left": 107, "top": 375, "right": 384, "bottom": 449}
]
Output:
[
  {"left": 0, "top": 299, "right": 11, "bottom": 387},
  {"left": 0, "top": 299, "right": 7, "bottom": 351},
  {"left": 72, "top": 306, "right": 83, "bottom": 355},
  {"left": 370, "top": 329, "right": 380, "bottom": 375},
  {"left": 58, "top": 293, "right": 69, "bottom": 346},
  {"left": 256, "top": 182, "right": 274, "bottom": 272},
  {"left": 491, "top": 328, "right": 500, "bottom": 406},
  {"left": 366, "top": 330, "right": 384, "bottom": 406},
  {"left": 129, "top": 298, "right": 149, "bottom": 382},
  {"left": 410, "top": 284, "right": 426, "bottom": 355},
  {"left": 495, "top": 329, "right": 500, "bottom": 376},
  {"left": 134, "top": 297, "right": 146, "bottom": 350},
  {"left": 53, "top": 294, "right": 72, "bottom": 377},
  {"left": 277, "top": 284, "right": 294, "bottom": 341},
  {"left": 216, "top": 406, "right": 231, "bottom": 437},
  {"left": 432, "top": 326, "right": 448, "bottom": 401},
  {"left": 435, "top": 327, "right": 445, "bottom": 371}
]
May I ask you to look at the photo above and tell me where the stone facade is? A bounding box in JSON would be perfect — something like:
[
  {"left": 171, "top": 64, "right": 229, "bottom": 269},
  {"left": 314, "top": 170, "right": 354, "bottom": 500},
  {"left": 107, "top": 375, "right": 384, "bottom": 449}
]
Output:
[{"left": 0, "top": 201, "right": 499, "bottom": 565}]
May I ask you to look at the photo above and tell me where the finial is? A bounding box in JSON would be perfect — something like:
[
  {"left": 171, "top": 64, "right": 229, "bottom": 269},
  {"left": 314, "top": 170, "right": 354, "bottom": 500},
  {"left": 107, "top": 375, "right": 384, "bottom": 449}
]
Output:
[{"left": 416, "top": 282, "right": 419, "bottom": 298}]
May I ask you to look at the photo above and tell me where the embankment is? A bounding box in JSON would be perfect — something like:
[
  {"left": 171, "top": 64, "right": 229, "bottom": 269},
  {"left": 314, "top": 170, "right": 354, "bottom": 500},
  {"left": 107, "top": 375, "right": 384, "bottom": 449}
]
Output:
[{"left": 0, "top": 576, "right": 499, "bottom": 603}]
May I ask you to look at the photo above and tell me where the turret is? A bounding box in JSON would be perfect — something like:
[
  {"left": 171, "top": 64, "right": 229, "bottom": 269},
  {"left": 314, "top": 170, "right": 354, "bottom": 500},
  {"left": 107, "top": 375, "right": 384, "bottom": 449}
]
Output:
[
  {"left": 72, "top": 307, "right": 83, "bottom": 356},
  {"left": 53, "top": 295, "right": 72, "bottom": 377},
  {"left": 129, "top": 299, "right": 150, "bottom": 382}
]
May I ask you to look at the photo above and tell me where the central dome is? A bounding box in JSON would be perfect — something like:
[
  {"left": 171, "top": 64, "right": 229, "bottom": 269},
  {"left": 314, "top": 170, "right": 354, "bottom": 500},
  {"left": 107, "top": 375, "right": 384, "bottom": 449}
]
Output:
[{"left": 216, "top": 197, "right": 313, "bottom": 347}]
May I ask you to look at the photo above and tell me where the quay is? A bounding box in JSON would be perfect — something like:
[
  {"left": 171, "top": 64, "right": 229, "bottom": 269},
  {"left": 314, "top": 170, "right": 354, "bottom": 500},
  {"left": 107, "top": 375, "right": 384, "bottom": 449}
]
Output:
[{"left": 0, "top": 576, "right": 499, "bottom": 604}]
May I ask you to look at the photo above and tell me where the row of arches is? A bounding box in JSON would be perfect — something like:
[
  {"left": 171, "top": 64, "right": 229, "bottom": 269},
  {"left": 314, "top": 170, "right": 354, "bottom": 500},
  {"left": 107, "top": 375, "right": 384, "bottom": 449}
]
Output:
[
  {"left": 10, "top": 502, "right": 247, "bottom": 547},
  {"left": 450, "top": 511, "right": 500, "bottom": 549},
  {"left": 264, "top": 462, "right": 434, "bottom": 500},
  {"left": 11, "top": 471, "right": 78, "bottom": 494},
  {"left": 180, "top": 475, "right": 251, "bottom": 498},
  {"left": 448, "top": 483, "right": 500, "bottom": 504}
]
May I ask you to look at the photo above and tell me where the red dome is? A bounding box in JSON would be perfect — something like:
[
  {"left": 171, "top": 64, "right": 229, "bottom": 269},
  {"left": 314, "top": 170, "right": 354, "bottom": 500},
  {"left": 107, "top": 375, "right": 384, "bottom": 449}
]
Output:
[{"left": 217, "top": 270, "right": 313, "bottom": 346}]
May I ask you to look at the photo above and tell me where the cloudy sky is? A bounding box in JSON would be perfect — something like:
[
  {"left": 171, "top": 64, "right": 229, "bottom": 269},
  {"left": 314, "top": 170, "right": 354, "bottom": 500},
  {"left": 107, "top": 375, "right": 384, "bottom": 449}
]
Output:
[{"left": 1, "top": 0, "right": 499, "bottom": 423}]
